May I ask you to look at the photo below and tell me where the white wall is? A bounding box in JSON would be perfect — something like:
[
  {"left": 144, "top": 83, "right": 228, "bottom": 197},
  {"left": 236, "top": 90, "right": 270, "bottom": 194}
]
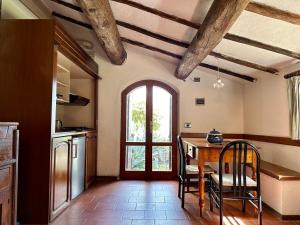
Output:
[
  {"left": 1, "top": 0, "right": 37, "bottom": 19},
  {"left": 96, "top": 45, "right": 244, "bottom": 176},
  {"left": 63, "top": 79, "right": 96, "bottom": 128},
  {"left": 244, "top": 63, "right": 300, "bottom": 172}
]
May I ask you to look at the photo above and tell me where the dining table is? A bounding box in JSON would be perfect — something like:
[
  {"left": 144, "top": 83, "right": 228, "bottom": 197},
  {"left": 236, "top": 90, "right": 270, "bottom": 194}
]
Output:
[{"left": 182, "top": 138, "right": 257, "bottom": 216}]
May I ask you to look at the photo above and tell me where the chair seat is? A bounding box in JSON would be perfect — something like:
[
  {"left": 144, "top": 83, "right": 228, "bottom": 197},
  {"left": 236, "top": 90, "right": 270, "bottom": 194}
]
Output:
[
  {"left": 186, "top": 165, "right": 215, "bottom": 175},
  {"left": 211, "top": 173, "right": 257, "bottom": 187}
]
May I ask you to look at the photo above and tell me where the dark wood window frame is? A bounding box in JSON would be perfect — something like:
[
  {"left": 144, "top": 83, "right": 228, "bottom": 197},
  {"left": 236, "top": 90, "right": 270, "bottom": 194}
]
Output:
[{"left": 120, "top": 80, "right": 178, "bottom": 180}]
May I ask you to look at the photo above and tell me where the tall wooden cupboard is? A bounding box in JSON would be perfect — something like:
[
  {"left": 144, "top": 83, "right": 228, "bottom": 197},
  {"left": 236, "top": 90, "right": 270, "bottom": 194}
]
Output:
[{"left": 0, "top": 20, "right": 100, "bottom": 224}]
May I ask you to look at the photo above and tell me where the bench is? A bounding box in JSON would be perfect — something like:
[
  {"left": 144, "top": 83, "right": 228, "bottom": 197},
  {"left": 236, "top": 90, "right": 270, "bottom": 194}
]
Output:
[{"left": 260, "top": 160, "right": 300, "bottom": 220}]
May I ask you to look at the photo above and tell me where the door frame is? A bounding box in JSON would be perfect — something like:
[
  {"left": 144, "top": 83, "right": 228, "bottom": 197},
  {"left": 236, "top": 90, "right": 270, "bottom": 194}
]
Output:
[{"left": 120, "top": 80, "right": 178, "bottom": 180}]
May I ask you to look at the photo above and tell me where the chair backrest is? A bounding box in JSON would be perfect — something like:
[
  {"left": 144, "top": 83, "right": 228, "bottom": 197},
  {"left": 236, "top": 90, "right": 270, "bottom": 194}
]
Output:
[
  {"left": 177, "top": 135, "right": 186, "bottom": 177},
  {"left": 219, "top": 140, "right": 260, "bottom": 197}
]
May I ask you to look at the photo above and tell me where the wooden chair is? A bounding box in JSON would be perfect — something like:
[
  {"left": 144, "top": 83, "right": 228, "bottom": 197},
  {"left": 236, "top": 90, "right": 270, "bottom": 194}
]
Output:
[
  {"left": 177, "top": 135, "right": 215, "bottom": 208},
  {"left": 209, "top": 140, "right": 262, "bottom": 225}
]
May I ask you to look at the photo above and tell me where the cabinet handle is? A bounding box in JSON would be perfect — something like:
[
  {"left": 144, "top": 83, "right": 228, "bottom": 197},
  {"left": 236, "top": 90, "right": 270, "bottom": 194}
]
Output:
[{"left": 72, "top": 144, "right": 78, "bottom": 158}]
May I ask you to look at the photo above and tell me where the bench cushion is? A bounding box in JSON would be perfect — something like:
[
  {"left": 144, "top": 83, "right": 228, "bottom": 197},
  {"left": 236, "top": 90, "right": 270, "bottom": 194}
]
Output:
[
  {"left": 211, "top": 173, "right": 257, "bottom": 187},
  {"left": 261, "top": 160, "right": 300, "bottom": 181},
  {"left": 186, "top": 165, "right": 215, "bottom": 175}
]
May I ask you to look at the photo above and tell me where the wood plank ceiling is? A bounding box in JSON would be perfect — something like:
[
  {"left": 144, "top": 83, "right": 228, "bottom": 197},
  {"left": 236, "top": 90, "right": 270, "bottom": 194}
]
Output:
[{"left": 39, "top": 0, "right": 300, "bottom": 82}]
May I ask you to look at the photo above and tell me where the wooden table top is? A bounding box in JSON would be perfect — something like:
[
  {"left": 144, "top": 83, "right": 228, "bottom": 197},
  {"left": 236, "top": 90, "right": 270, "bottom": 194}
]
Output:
[{"left": 183, "top": 138, "right": 235, "bottom": 149}]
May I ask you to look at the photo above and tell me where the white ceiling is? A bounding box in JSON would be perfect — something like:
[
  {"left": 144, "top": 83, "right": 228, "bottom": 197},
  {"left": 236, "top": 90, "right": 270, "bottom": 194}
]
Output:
[{"left": 35, "top": 0, "right": 300, "bottom": 81}]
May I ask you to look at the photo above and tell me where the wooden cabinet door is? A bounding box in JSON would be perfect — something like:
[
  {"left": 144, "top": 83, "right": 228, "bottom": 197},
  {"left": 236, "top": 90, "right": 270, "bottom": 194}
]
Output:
[
  {"left": 0, "top": 166, "right": 13, "bottom": 225},
  {"left": 85, "top": 133, "right": 97, "bottom": 188},
  {"left": 51, "top": 136, "right": 71, "bottom": 220}
]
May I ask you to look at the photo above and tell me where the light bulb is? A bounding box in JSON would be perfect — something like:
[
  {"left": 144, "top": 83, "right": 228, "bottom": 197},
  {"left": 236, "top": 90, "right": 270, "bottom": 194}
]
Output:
[{"left": 213, "top": 77, "right": 224, "bottom": 88}]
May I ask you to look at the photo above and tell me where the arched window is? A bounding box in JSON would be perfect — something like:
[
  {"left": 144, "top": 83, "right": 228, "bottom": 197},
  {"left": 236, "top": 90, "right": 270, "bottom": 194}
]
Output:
[{"left": 120, "top": 80, "right": 178, "bottom": 179}]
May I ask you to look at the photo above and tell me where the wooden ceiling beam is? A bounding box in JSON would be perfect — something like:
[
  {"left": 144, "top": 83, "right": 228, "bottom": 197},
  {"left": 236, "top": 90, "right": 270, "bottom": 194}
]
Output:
[
  {"left": 75, "top": 0, "right": 126, "bottom": 65},
  {"left": 176, "top": 0, "right": 251, "bottom": 79},
  {"left": 111, "top": 0, "right": 199, "bottom": 29},
  {"left": 246, "top": 2, "right": 300, "bottom": 25},
  {"left": 224, "top": 33, "right": 300, "bottom": 60},
  {"left": 117, "top": 20, "right": 278, "bottom": 74},
  {"left": 52, "top": 10, "right": 279, "bottom": 75},
  {"left": 284, "top": 70, "right": 300, "bottom": 79},
  {"left": 110, "top": 0, "right": 300, "bottom": 60},
  {"left": 51, "top": 0, "right": 83, "bottom": 12},
  {"left": 121, "top": 37, "right": 256, "bottom": 82},
  {"left": 52, "top": 11, "right": 256, "bottom": 82},
  {"left": 52, "top": 12, "right": 92, "bottom": 29}
]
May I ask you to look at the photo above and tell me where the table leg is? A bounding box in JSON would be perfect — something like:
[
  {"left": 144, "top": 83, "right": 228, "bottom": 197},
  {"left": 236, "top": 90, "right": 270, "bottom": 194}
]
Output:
[
  {"left": 252, "top": 152, "right": 257, "bottom": 180},
  {"left": 198, "top": 156, "right": 205, "bottom": 217}
]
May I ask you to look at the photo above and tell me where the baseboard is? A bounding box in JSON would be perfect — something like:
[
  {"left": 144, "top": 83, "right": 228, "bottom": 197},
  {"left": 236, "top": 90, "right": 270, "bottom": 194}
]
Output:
[
  {"left": 263, "top": 202, "right": 300, "bottom": 220},
  {"left": 96, "top": 176, "right": 119, "bottom": 181}
]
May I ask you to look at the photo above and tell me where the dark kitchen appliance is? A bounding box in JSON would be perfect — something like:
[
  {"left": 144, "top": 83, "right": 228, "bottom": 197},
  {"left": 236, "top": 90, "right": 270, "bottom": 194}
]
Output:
[
  {"left": 69, "top": 94, "right": 90, "bottom": 106},
  {"left": 206, "top": 129, "right": 223, "bottom": 144},
  {"left": 59, "top": 127, "right": 93, "bottom": 132},
  {"left": 71, "top": 136, "right": 86, "bottom": 199}
]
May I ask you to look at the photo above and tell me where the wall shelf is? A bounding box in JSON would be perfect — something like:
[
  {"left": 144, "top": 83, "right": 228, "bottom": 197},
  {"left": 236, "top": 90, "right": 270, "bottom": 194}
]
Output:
[
  {"left": 57, "top": 80, "right": 69, "bottom": 87},
  {"left": 56, "top": 64, "right": 70, "bottom": 103}
]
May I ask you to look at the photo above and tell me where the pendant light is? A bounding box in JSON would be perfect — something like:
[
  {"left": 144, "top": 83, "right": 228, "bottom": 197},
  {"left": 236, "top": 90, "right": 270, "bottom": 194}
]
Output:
[{"left": 213, "top": 57, "right": 224, "bottom": 89}]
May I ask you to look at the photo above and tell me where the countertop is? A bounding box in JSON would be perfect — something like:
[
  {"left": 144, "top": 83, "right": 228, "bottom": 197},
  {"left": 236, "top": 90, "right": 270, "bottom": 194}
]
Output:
[
  {"left": 0, "top": 122, "right": 19, "bottom": 126},
  {"left": 52, "top": 129, "right": 96, "bottom": 138}
]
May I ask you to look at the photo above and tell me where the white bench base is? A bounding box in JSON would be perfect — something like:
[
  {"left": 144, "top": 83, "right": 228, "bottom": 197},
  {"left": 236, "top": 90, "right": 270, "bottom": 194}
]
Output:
[{"left": 261, "top": 173, "right": 300, "bottom": 219}]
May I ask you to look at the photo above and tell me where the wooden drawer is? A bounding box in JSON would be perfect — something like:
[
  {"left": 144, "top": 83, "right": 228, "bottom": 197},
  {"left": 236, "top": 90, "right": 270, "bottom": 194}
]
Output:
[
  {"left": 0, "top": 167, "right": 12, "bottom": 191},
  {"left": 0, "top": 125, "right": 17, "bottom": 162},
  {"left": 187, "top": 145, "right": 196, "bottom": 159}
]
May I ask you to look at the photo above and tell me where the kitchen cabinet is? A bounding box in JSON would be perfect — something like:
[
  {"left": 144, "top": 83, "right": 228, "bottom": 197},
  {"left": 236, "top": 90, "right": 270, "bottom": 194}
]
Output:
[
  {"left": 50, "top": 136, "right": 72, "bottom": 220},
  {"left": 85, "top": 132, "right": 97, "bottom": 189},
  {"left": 0, "top": 20, "right": 99, "bottom": 224},
  {"left": 0, "top": 123, "right": 19, "bottom": 225}
]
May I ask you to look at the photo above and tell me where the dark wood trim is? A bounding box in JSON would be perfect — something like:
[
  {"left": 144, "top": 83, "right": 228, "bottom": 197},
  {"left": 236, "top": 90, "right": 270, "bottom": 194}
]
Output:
[
  {"left": 260, "top": 160, "right": 300, "bottom": 181},
  {"left": 246, "top": 2, "right": 300, "bottom": 25},
  {"left": 122, "top": 37, "right": 256, "bottom": 82},
  {"left": 180, "top": 132, "right": 244, "bottom": 139},
  {"left": 281, "top": 215, "right": 300, "bottom": 220},
  {"left": 117, "top": 20, "right": 278, "bottom": 74},
  {"left": 125, "top": 142, "right": 173, "bottom": 146},
  {"left": 284, "top": 70, "right": 300, "bottom": 79},
  {"left": 0, "top": 0, "right": 2, "bottom": 19},
  {"left": 244, "top": 134, "right": 300, "bottom": 147},
  {"left": 96, "top": 176, "right": 118, "bottom": 181},
  {"left": 263, "top": 202, "right": 300, "bottom": 220},
  {"left": 120, "top": 80, "right": 178, "bottom": 180},
  {"left": 181, "top": 132, "right": 300, "bottom": 147}
]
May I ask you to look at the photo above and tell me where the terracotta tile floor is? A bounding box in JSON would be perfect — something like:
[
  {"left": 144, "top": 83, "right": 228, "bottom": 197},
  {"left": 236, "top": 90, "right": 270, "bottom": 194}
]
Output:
[{"left": 51, "top": 181, "right": 300, "bottom": 225}]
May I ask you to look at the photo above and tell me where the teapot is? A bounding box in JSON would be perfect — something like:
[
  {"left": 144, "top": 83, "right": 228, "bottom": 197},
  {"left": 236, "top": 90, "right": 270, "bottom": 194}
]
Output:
[{"left": 206, "top": 129, "right": 223, "bottom": 144}]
